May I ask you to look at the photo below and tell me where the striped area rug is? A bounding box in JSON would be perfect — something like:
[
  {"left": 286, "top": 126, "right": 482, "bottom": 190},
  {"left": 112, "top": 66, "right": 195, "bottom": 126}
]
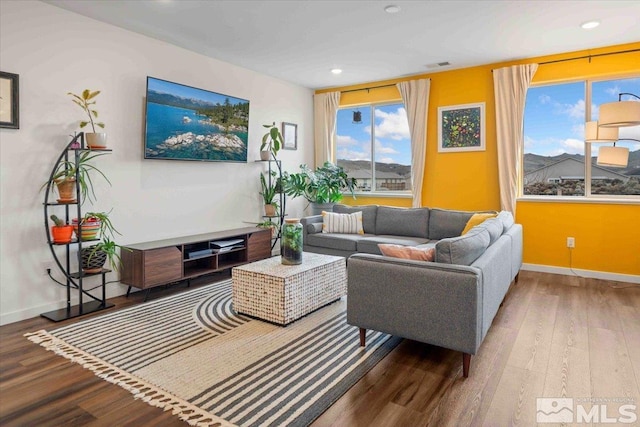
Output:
[{"left": 26, "top": 279, "right": 401, "bottom": 427}]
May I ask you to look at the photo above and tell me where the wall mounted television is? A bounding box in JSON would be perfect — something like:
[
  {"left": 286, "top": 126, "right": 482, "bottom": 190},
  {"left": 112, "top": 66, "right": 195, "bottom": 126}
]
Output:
[{"left": 144, "top": 76, "right": 249, "bottom": 162}]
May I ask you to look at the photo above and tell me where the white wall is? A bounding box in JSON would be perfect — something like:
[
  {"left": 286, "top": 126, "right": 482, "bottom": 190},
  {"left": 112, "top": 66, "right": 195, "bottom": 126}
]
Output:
[{"left": 0, "top": 1, "right": 314, "bottom": 324}]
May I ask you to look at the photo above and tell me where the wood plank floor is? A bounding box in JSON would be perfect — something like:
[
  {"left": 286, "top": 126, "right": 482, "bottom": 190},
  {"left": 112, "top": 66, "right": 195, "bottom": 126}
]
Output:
[{"left": 1, "top": 271, "right": 638, "bottom": 426}]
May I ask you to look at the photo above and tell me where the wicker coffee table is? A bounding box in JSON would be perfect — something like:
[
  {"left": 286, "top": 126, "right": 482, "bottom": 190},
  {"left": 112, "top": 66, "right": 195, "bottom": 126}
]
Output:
[{"left": 231, "top": 252, "right": 347, "bottom": 325}]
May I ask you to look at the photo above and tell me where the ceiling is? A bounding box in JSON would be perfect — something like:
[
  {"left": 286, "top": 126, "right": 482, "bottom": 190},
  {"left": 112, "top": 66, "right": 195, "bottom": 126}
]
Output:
[{"left": 44, "top": 0, "right": 640, "bottom": 89}]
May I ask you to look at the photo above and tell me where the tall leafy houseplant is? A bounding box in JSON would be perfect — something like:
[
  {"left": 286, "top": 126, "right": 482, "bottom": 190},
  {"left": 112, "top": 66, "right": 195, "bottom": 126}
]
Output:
[
  {"left": 68, "top": 89, "right": 107, "bottom": 148},
  {"left": 260, "top": 122, "right": 283, "bottom": 160},
  {"left": 283, "top": 161, "right": 357, "bottom": 213}
]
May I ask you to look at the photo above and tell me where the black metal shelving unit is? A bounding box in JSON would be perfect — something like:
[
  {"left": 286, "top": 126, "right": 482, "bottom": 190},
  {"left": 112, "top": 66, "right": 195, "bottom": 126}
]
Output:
[
  {"left": 259, "top": 153, "right": 286, "bottom": 250},
  {"left": 41, "top": 132, "right": 114, "bottom": 322}
]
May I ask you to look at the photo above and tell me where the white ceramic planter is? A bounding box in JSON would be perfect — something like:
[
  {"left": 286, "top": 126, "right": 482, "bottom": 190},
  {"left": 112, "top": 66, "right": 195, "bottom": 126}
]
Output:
[{"left": 86, "top": 132, "right": 107, "bottom": 149}]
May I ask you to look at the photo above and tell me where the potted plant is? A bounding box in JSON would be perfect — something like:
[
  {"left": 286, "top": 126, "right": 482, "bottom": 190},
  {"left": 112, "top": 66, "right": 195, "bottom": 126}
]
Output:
[
  {"left": 260, "top": 122, "right": 284, "bottom": 161},
  {"left": 82, "top": 237, "right": 128, "bottom": 273},
  {"left": 257, "top": 219, "right": 278, "bottom": 238},
  {"left": 72, "top": 211, "right": 116, "bottom": 241},
  {"left": 283, "top": 161, "right": 357, "bottom": 214},
  {"left": 68, "top": 89, "right": 106, "bottom": 148},
  {"left": 260, "top": 172, "right": 278, "bottom": 216},
  {"left": 78, "top": 211, "right": 128, "bottom": 273},
  {"left": 49, "top": 215, "right": 74, "bottom": 244},
  {"left": 43, "top": 150, "right": 111, "bottom": 204}
]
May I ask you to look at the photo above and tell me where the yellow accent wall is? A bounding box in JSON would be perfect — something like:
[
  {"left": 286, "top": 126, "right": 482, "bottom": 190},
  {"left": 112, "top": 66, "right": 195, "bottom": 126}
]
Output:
[{"left": 318, "top": 42, "right": 640, "bottom": 276}]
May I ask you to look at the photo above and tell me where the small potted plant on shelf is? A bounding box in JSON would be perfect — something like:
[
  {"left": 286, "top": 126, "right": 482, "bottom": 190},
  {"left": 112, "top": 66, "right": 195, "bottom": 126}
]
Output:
[
  {"left": 79, "top": 211, "right": 128, "bottom": 273},
  {"left": 82, "top": 237, "right": 128, "bottom": 273},
  {"left": 260, "top": 172, "right": 279, "bottom": 217},
  {"left": 260, "top": 122, "right": 284, "bottom": 161},
  {"left": 68, "top": 89, "right": 106, "bottom": 149},
  {"left": 282, "top": 161, "right": 357, "bottom": 215},
  {"left": 43, "top": 149, "right": 111, "bottom": 204},
  {"left": 72, "top": 211, "right": 116, "bottom": 241},
  {"left": 49, "top": 215, "right": 74, "bottom": 244}
]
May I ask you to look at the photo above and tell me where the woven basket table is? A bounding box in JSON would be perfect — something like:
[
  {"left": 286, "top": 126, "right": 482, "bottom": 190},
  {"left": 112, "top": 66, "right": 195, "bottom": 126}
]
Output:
[{"left": 231, "top": 252, "right": 347, "bottom": 325}]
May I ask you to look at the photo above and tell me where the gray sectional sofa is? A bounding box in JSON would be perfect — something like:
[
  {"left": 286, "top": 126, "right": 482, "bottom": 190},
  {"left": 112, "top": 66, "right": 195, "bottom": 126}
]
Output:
[{"left": 300, "top": 204, "right": 522, "bottom": 378}]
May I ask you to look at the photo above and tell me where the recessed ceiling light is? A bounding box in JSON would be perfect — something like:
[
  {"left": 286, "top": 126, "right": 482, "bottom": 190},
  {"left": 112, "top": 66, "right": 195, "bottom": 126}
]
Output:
[
  {"left": 581, "top": 20, "right": 600, "bottom": 30},
  {"left": 384, "top": 5, "right": 400, "bottom": 14},
  {"left": 331, "top": 68, "right": 342, "bottom": 75}
]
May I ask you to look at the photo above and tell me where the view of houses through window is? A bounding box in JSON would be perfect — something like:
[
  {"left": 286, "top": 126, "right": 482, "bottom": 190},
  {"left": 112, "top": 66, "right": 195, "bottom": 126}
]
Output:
[
  {"left": 523, "top": 76, "right": 640, "bottom": 197},
  {"left": 335, "top": 103, "right": 412, "bottom": 193}
]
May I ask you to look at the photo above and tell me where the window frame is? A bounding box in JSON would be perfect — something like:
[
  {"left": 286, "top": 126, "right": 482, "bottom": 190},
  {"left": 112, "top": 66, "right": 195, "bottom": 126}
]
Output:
[
  {"left": 520, "top": 74, "right": 640, "bottom": 202},
  {"left": 334, "top": 101, "right": 412, "bottom": 197}
]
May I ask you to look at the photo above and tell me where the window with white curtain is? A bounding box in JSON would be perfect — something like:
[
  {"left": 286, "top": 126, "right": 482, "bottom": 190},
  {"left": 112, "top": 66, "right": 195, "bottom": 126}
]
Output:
[
  {"left": 523, "top": 76, "right": 640, "bottom": 198},
  {"left": 334, "top": 103, "right": 412, "bottom": 194}
]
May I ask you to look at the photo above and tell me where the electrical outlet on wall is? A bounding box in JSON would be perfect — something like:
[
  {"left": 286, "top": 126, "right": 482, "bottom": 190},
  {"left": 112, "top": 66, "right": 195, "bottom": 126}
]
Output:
[
  {"left": 566, "top": 237, "right": 575, "bottom": 248},
  {"left": 41, "top": 260, "right": 53, "bottom": 275}
]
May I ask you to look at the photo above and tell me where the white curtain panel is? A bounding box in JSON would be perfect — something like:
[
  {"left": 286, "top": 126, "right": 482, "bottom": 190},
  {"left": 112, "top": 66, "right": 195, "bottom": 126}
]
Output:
[
  {"left": 493, "top": 64, "right": 538, "bottom": 214},
  {"left": 397, "top": 79, "right": 431, "bottom": 207},
  {"left": 313, "top": 91, "right": 340, "bottom": 168}
]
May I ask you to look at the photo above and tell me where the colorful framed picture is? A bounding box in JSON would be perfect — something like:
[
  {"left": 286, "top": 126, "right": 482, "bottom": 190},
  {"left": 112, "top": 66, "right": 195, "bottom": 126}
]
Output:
[
  {"left": 438, "top": 102, "right": 485, "bottom": 152},
  {"left": 282, "top": 122, "right": 297, "bottom": 150},
  {"left": 0, "top": 72, "right": 19, "bottom": 129}
]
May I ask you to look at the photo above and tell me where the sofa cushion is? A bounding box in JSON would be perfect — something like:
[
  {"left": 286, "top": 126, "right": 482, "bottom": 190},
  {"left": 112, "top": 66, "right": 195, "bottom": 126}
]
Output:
[
  {"left": 428, "top": 208, "right": 477, "bottom": 240},
  {"left": 357, "top": 235, "right": 431, "bottom": 254},
  {"left": 471, "top": 217, "right": 503, "bottom": 245},
  {"left": 461, "top": 213, "right": 497, "bottom": 234},
  {"left": 435, "top": 228, "right": 491, "bottom": 265},
  {"left": 375, "top": 206, "right": 430, "bottom": 238},
  {"left": 333, "top": 204, "right": 378, "bottom": 234},
  {"left": 307, "top": 222, "right": 323, "bottom": 234},
  {"left": 305, "top": 233, "right": 365, "bottom": 252},
  {"left": 322, "top": 211, "right": 364, "bottom": 235},
  {"left": 497, "top": 210, "right": 515, "bottom": 233},
  {"left": 378, "top": 244, "right": 435, "bottom": 261}
]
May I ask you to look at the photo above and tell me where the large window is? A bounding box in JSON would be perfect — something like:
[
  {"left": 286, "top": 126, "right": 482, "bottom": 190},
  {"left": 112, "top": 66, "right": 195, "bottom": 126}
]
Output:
[
  {"left": 335, "top": 103, "right": 412, "bottom": 193},
  {"left": 523, "top": 76, "right": 640, "bottom": 198}
]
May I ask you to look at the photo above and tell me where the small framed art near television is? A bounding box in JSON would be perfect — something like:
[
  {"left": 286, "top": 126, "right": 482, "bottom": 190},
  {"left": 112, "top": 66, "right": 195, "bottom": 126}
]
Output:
[{"left": 144, "top": 76, "right": 249, "bottom": 162}]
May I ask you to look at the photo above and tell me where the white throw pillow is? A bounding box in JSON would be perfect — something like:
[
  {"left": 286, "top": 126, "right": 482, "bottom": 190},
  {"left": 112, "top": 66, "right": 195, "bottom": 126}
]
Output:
[{"left": 322, "top": 211, "right": 364, "bottom": 235}]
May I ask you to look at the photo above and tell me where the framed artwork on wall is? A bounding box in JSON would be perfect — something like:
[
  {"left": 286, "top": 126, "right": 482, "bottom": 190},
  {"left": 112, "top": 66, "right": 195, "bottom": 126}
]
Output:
[
  {"left": 0, "top": 72, "right": 19, "bottom": 129},
  {"left": 437, "top": 102, "right": 485, "bottom": 152},
  {"left": 282, "top": 122, "right": 297, "bottom": 150}
]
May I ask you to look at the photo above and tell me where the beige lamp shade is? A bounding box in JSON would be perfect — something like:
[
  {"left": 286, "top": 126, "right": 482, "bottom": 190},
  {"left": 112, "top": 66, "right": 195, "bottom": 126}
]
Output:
[
  {"left": 599, "top": 100, "right": 640, "bottom": 127},
  {"left": 584, "top": 121, "right": 618, "bottom": 142},
  {"left": 597, "top": 146, "right": 629, "bottom": 167}
]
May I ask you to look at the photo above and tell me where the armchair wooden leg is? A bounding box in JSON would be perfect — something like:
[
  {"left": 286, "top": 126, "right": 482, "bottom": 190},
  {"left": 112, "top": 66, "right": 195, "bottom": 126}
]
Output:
[
  {"left": 359, "top": 328, "right": 366, "bottom": 347},
  {"left": 463, "top": 353, "right": 471, "bottom": 378}
]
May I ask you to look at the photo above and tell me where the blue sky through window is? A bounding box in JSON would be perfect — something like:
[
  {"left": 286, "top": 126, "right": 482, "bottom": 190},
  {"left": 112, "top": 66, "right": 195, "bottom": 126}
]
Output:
[
  {"left": 336, "top": 104, "right": 411, "bottom": 165},
  {"left": 524, "top": 77, "right": 640, "bottom": 157}
]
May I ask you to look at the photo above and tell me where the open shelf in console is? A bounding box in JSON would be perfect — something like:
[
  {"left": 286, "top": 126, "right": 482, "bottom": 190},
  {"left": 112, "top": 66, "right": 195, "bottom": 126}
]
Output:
[{"left": 121, "top": 227, "right": 271, "bottom": 293}]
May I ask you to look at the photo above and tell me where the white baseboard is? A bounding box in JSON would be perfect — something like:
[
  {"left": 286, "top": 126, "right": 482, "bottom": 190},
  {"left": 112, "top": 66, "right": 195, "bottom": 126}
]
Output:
[{"left": 521, "top": 263, "right": 640, "bottom": 284}]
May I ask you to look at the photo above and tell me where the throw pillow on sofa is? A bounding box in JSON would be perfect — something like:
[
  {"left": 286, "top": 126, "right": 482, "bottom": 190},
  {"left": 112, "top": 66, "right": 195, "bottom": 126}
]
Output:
[
  {"left": 322, "top": 211, "right": 364, "bottom": 235},
  {"left": 378, "top": 244, "right": 435, "bottom": 261},
  {"left": 461, "top": 213, "right": 497, "bottom": 234}
]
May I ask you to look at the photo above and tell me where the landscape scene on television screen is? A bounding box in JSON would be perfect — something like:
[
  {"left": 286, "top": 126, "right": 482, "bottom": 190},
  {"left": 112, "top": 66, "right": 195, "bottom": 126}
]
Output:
[{"left": 145, "top": 77, "right": 249, "bottom": 162}]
